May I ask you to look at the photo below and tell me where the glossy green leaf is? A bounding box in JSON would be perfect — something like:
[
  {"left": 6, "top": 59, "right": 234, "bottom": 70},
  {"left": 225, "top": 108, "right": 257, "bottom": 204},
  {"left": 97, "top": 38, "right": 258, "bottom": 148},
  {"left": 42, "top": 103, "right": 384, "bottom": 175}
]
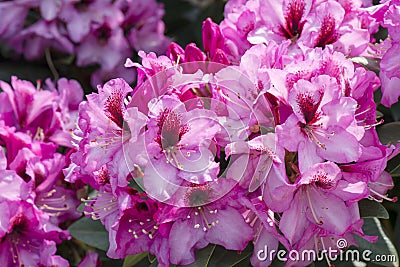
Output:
[
  {"left": 386, "top": 153, "right": 400, "bottom": 177},
  {"left": 68, "top": 217, "right": 109, "bottom": 251},
  {"left": 377, "top": 122, "right": 400, "bottom": 146},
  {"left": 354, "top": 218, "right": 399, "bottom": 267},
  {"left": 207, "top": 244, "right": 253, "bottom": 267},
  {"left": 391, "top": 101, "right": 400, "bottom": 122},
  {"left": 359, "top": 199, "right": 390, "bottom": 219}
]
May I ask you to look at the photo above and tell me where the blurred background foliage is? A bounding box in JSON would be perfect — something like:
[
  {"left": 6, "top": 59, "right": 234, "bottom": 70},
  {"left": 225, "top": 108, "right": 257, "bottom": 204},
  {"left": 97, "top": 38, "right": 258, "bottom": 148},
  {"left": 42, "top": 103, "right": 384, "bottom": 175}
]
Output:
[{"left": 0, "top": 0, "right": 226, "bottom": 93}]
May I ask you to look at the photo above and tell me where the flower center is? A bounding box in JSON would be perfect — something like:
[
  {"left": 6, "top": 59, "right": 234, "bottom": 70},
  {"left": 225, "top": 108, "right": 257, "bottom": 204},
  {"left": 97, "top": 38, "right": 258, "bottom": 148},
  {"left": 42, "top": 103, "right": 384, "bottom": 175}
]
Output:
[
  {"left": 160, "top": 110, "right": 182, "bottom": 148},
  {"left": 296, "top": 92, "right": 321, "bottom": 124},
  {"left": 314, "top": 15, "right": 340, "bottom": 48},
  {"left": 155, "top": 109, "right": 190, "bottom": 169},
  {"left": 312, "top": 171, "right": 333, "bottom": 189},
  {"left": 104, "top": 88, "right": 125, "bottom": 128},
  {"left": 10, "top": 214, "right": 28, "bottom": 234},
  {"left": 94, "top": 166, "right": 110, "bottom": 185},
  {"left": 184, "top": 184, "right": 213, "bottom": 207},
  {"left": 94, "top": 23, "right": 112, "bottom": 45},
  {"left": 281, "top": 0, "right": 306, "bottom": 39}
]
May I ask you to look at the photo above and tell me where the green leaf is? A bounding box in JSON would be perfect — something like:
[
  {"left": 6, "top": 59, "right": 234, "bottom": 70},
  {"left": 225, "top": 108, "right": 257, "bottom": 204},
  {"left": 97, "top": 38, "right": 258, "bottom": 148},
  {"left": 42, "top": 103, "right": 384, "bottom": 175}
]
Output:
[
  {"left": 68, "top": 217, "right": 109, "bottom": 251},
  {"left": 386, "top": 153, "right": 400, "bottom": 177},
  {"left": 377, "top": 122, "right": 400, "bottom": 146},
  {"left": 359, "top": 199, "right": 390, "bottom": 219},
  {"left": 207, "top": 244, "right": 253, "bottom": 267},
  {"left": 128, "top": 178, "right": 145, "bottom": 192},
  {"left": 173, "top": 244, "right": 252, "bottom": 267},
  {"left": 391, "top": 101, "right": 400, "bottom": 122},
  {"left": 354, "top": 218, "right": 399, "bottom": 267},
  {"left": 123, "top": 253, "right": 148, "bottom": 267}
]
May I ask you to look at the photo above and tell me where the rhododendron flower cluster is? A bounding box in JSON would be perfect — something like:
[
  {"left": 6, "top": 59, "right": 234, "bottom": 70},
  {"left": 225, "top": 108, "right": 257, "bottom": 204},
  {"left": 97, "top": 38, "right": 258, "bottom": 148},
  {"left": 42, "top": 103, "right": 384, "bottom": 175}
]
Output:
[
  {"left": 219, "top": 0, "right": 379, "bottom": 62},
  {"left": 0, "top": 0, "right": 399, "bottom": 266},
  {"left": 65, "top": 10, "right": 398, "bottom": 266},
  {"left": 0, "top": 77, "right": 82, "bottom": 265},
  {"left": 0, "top": 0, "right": 170, "bottom": 86}
]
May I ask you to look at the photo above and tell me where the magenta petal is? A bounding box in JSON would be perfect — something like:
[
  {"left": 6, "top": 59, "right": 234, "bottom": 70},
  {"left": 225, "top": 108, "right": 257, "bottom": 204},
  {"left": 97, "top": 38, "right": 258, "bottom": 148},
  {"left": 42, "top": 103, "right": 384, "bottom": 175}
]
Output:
[
  {"left": 0, "top": 170, "right": 31, "bottom": 201},
  {"left": 381, "top": 43, "right": 400, "bottom": 80},
  {"left": 0, "top": 148, "right": 6, "bottom": 169},
  {"left": 142, "top": 158, "right": 181, "bottom": 202},
  {"left": 206, "top": 206, "right": 253, "bottom": 250},
  {"left": 78, "top": 252, "right": 100, "bottom": 267},
  {"left": 279, "top": 191, "right": 309, "bottom": 245},
  {"left": 299, "top": 161, "right": 341, "bottom": 186},
  {"left": 150, "top": 237, "right": 170, "bottom": 267},
  {"left": 169, "top": 219, "right": 205, "bottom": 265},
  {"left": 331, "top": 180, "right": 368, "bottom": 202},
  {"left": 0, "top": 201, "right": 10, "bottom": 236},
  {"left": 318, "top": 126, "right": 362, "bottom": 163},
  {"left": 380, "top": 71, "right": 400, "bottom": 107},
  {"left": 306, "top": 187, "right": 353, "bottom": 235},
  {"left": 262, "top": 165, "right": 296, "bottom": 213}
]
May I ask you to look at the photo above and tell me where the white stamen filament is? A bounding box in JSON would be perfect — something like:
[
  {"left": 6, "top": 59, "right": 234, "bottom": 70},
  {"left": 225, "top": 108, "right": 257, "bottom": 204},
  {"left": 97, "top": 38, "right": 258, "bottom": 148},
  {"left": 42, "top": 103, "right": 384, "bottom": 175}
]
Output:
[{"left": 306, "top": 188, "right": 323, "bottom": 225}]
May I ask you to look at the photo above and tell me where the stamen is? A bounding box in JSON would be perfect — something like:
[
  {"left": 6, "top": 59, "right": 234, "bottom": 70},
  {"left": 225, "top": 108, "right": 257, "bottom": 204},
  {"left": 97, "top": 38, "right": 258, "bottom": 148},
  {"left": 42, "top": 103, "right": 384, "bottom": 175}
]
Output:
[
  {"left": 363, "top": 119, "right": 383, "bottom": 130},
  {"left": 303, "top": 125, "right": 327, "bottom": 150},
  {"left": 199, "top": 209, "right": 212, "bottom": 229},
  {"left": 368, "top": 187, "right": 398, "bottom": 202},
  {"left": 306, "top": 188, "right": 323, "bottom": 225},
  {"left": 216, "top": 87, "right": 251, "bottom": 111},
  {"left": 39, "top": 204, "right": 69, "bottom": 211},
  {"left": 33, "top": 127, "right": 45, "bottom": 141},
  {"left": 320, "top": 237, "right": 333, "bottom": 267}
]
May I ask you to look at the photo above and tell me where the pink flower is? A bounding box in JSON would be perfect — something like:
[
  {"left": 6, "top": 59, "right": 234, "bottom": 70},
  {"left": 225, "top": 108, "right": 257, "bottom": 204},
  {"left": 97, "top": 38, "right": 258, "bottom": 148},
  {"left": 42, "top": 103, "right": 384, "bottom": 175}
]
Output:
[
  {"left": 11, "top": 19, "right": 73, "bottom": 60},
  {"left": 380, "top": 42, "right": 400, "bottom": 106},
  {"left": 279, "top": 162, "right": 367, "bottom": 245},
  {"left": 75, "top": 20, "right": 130, "bottom": 72},
  {"left": 117, "top": 0, "right": 170, "bottom": 54},
  {"left": 157, "top": 180, "right": 253, "bottom": 265},
  {"left": 0, "top": 1, "right": 28, "bottom": 41},
  {"left": 59, "top": 0, "right": 122, "bottom": 43},
  {"left": 78, "top": 252, "right": 102, "bottom": 267},
  {"left": 134, "top": 94, "right": 221, "bottom": 202},
  {"left": 0, "top": 76, "right": 83, "bottom": 147},
  {"left": 220, "top": 0, "right": 375, "bottom": 60},
  {"left": 70, "top": 78, "right": 138, "bottom": 177},
  {"left": 0, "top": 200, "right": 68, "bottom": 266},
  {"left": 226, "top": 133, "right": 279, "bottom": 191},
  {"left": 277, "top": 75, "right": 363, "bottom": 170}
]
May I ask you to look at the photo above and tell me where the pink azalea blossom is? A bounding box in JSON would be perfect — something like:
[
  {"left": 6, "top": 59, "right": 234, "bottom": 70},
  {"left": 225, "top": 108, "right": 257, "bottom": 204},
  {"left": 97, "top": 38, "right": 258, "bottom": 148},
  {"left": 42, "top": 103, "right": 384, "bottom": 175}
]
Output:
[
  {"left": 0, "top": 76, "right": 83, "bottom": 147},
  {"left": 0, "top": 200, "right": 68, "bottom": 266},
  {"left": 157, "top": 179, "right": 253, "bottom": 265}
]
